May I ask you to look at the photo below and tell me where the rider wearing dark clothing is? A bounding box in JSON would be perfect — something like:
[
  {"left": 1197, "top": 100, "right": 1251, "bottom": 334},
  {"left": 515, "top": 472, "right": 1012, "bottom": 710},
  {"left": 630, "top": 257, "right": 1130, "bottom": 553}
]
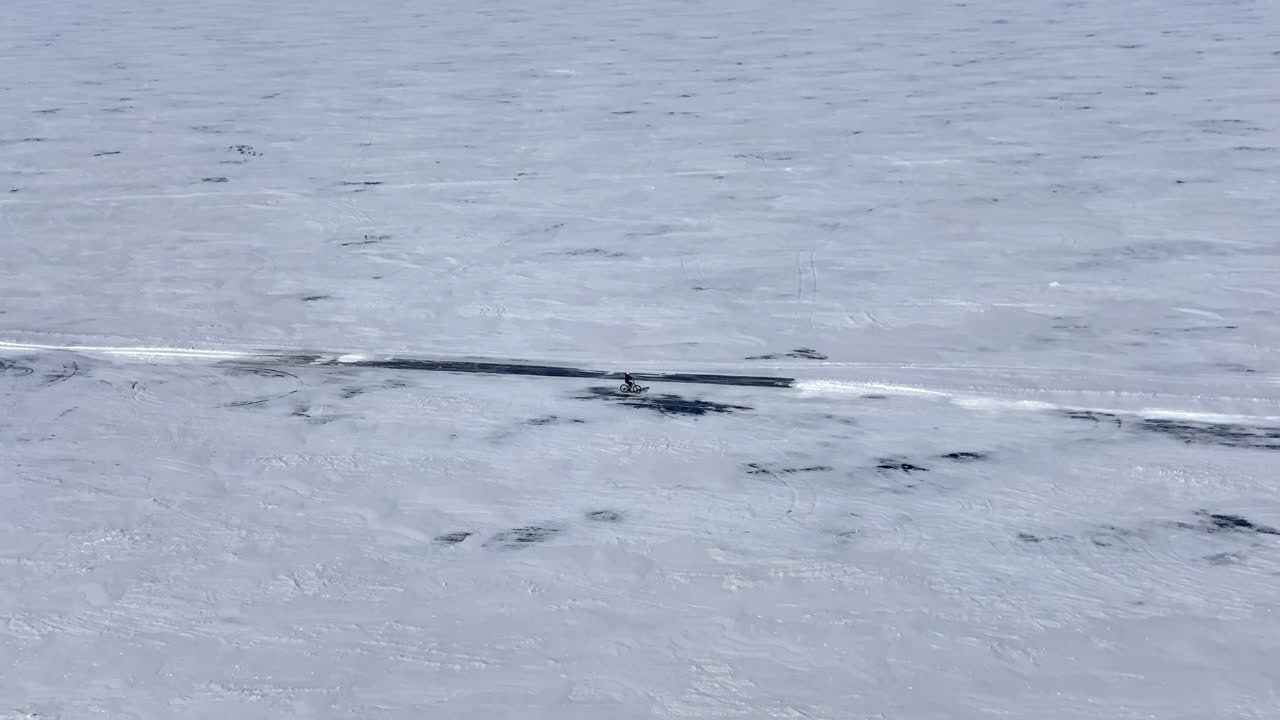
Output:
[{"left": 624, "top": 372, "right": 635, "bottom": 389}]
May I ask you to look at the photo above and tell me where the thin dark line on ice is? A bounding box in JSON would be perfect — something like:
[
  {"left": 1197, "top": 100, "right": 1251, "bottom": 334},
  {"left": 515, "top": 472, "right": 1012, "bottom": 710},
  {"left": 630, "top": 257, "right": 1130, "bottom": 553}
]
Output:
[{"left": 266, "top": 355, "right": 795, "bottom": 389}]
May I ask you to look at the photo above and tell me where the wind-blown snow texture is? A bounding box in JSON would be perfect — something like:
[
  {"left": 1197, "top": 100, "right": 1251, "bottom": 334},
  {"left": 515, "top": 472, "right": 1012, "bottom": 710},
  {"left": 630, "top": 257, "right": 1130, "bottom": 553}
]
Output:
[{"left": 3, "top": 0, "right": 1280, "bottom": 717}]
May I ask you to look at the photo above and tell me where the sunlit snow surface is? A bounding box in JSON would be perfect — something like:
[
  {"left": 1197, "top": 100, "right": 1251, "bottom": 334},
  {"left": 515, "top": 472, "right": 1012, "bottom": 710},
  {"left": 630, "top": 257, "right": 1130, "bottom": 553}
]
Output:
[{"left": 3, "top": 0, "right": 1280, "bottom": 717}]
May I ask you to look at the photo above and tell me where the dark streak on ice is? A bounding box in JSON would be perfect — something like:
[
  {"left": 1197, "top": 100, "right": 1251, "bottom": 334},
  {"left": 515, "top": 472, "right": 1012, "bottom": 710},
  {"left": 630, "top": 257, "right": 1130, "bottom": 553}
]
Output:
[
  {"left": 1061, "top": 410, "right": 1124, "bottom": 425},
  {"left": 941, "top": 451, "right": 986, "bottom": 461},
  {"left": 745, "top": 347, "right": 828, "bottom": 360},
  {"left": 586, "top": 510, "right": 623, "bottom": 523},
  {"left": 434, "top": 531, "right": 472, "bottom": 545},
  {"left": 746, "top": 463, "right": 833, "bottom": 475},
  {"left": 293, "top": 357, "right": 792, "bottom": 389},
  {"left": 227, "top": 367, "right": 298, "bottom": 380},
  {"left": 485, "top": 526, "right": 561, "bottom": 549},
  {"left": 527, "top": 415, "right": 586, "bottom": 426},
  {"left": 1140, "top": 418, "right": 1280, "bottom": 451},
  {"left": 876, "top": 460, "right": 929, "bottom": 473},
  {"left": 561, "top": 248, "right": 624, "bottom": 257},
  {"left": 342, "top": 235, "right": 390, "bottom": 246},
  {"left": 1016, "top": 532, "right": 1065, "bottom": 543},
  {"left": 1061, "top": 409, "right": 1280, "bottom": 450},
  {"left": 220, "top": 389, "right": 300, "bottom": 408}
]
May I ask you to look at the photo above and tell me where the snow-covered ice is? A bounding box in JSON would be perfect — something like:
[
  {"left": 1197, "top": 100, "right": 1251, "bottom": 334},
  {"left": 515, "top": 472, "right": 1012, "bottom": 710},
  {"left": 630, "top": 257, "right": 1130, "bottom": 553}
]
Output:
[{"left": 3, "top": 0, "right": 1280, "bottom": 717}]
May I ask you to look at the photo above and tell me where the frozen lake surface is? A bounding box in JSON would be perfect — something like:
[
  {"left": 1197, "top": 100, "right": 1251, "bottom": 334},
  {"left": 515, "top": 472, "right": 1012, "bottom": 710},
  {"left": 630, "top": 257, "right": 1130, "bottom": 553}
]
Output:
[{"left": 3, "top": 0, "right": 1279, "bottom": 717}]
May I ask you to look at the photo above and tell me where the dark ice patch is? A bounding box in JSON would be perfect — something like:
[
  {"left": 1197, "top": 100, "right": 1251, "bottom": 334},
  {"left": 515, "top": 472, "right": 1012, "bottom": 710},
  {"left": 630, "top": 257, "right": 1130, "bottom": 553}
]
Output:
[
  {"left": 561, "top": 248, "right": 624, "bottom": 257},
  {"left": 434, "top": 531, "right": 472, "bottom": 545},
  {"left": 941, "top": 451, "right": 986, "bottom": 462},
  {"left": 93, "top": 151, "right": 121, "bottom": 157},
  {"left": 340, "top": 386, "right": 364, "bottom": 400},
  {"left": 228, "top": 144, "right": 260, "bottom": 156},
  {"left": 485, "top": 526, "right": 561, "bottom": 549},
  {"left": 201, "top": 177, "right": 229, "bottom": 183},
  {"left": 577, "top": 387, "right": 750, "bottom": 416},
  {"left": 746, "top": 347, "right": 828, "bottom": 360},
  {"left": 861, "top": 394, "right": 889, "bottom": 400},
  {"left": 1140, "top": 418, "right": 1280, "bottom": 451},
  {"left": 340, "top": 180, "right": 383, "bottom": 187},
  {"left": 876, "top": 460, "right": 929, "bottom": 473},
  {"left": 301, "top": 295, "right": 330, "bottom": 302},
  {"left": 1177, "top": 510, "right": 1280, "bottom": 536},
  {"left": 585, "top": 510, "right": 623, "bottom": 523}
]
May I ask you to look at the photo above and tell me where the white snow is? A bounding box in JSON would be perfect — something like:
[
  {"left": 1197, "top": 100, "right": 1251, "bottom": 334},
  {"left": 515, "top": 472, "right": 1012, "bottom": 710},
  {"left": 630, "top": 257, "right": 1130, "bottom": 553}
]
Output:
[{"left": 4, "top": 0, "right": 1280, "bottom": 717}]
